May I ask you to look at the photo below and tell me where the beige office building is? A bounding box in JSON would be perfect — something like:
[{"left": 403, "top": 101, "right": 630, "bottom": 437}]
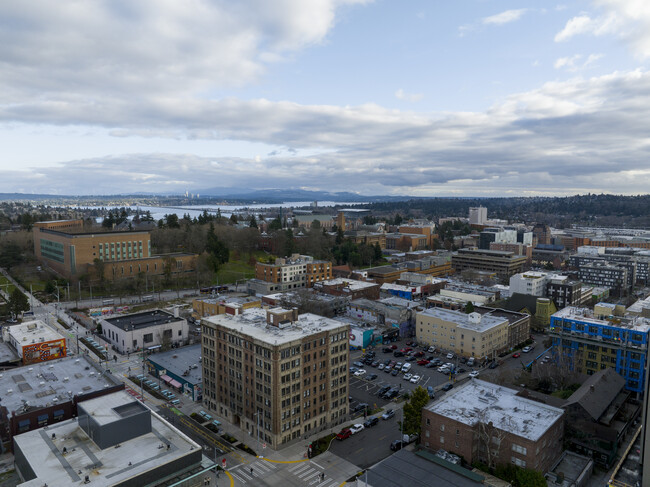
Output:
[
  {"left": 416, "top": 308, "right": 509, "bottom": 360},
  {"left": 201, "top": 308, "right": 349, "bottom": 449}
]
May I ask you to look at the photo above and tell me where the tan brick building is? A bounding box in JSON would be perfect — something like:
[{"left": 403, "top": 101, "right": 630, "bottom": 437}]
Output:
[
  {"left": 192, "top": 296, "right": 261, "bottom": 318},
  {"left": 201, "top": 308, "right": 349, "bottom": 449},
  {"left": 416, "top": 308, "right": 509, "bottom": 360},
  {"left": 33, "top": 219, "right": 196, "bottom": 281},
  {"left": 422, "top": 379, "right": 564, "bottom": 473},
  {"left": 254, "top": 254, "right": 332, "bottom": 291}
]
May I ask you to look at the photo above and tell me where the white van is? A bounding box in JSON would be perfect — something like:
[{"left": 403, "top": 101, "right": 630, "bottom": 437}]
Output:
[{"left": 401, "top": 363, "right": 412, "bottom": 373}]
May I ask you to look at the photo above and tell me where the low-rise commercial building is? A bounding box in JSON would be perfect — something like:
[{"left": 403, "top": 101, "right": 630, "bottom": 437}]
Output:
[
  {"left": 451, "top": 249, "right": 526, "bottom": 282},
  {"left": 0, "top": 355, "right": 123, "bottom": 452},
  {"left": 100, "top": 309, "right": 190, "bottom": 354},
  {"left": 313, "top": 277, "right": 380, "bottom": 300},
  {"left": 422, "top": 379, "right": 564, "bottom": 473},
  {"left": 192, "top": 295, "right": 261, "bottom": 318},
  {"left": 13, "top": 389, "right": 202, "bottom": 486},
  {"left": 201, "top": 308, "right": 349, "bottom": 449},
  {"left": 416, "top": 308, "right": 509, "bottom": 360},
  {"left": 3, "top": 320, "right": 67, "bottom": 365},
  {"left": 147, "top": 344, "right": 202, "bottom": 402},
  {"left": 254, "top": 254, "right": 332, "bottom": 291}
]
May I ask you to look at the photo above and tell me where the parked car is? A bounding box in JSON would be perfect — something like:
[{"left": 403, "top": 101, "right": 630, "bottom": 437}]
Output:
[
  {"left": 489, "top": 361, "right": 499, "bottom": 369},
  {"left": 371, "top": 360, "right": 380, "bottom": 367},
  {"left": 390, "top": 440, "right": 403, "bottom": 451},
  {"left": 512, "top": 352, "right": 521, "bottom": 358},
  {"left": 467, "top": 357, "right": 475, "bottom": 366},
  {"left": 366, "top": 373, "right": 378, "bottom": 381},
  {"left": 446, "top": 352, "right": 455, "bottom": 359},
  {"left": 378, "top": 363, "right": 385, "bottom": 371},
  {"left": 393, "top": 351, "right": 404, "bottom": 357},
  {"left": 378, "top": 385, "right": 391, "bottom": 397},
  {"left": 522, "top": 346, "right": 532, "bottom": 353},
  {"left": 382, "top": 347, "right": 392, "bottom": 353},
  {"left": 354, "top": 369, "right": 367, "bottom": 377},
  {"left": 350, "top": 367, "right": 359, "bottom": 374},
  {"left": 414, "top": 351, "right": 424, "bottom": 357},
  {"left": 417, "top": 359, "right": 430, "bottom": 365},
  {"left": 469, "top": 371, "right": 479, "bottom": 378},
  {"left": 441, "top": 383, "right": 453, "bottom": 391},
  {"left": 426, "top": 386, "right": 435, "bottom": 398},
  {"left": 385, "top": 388, "right": 400, "bottom": 399},
  {"left": 410, "top": 375, "right": 421, "bottom": 383},
  {"left": 353, "top": 361, "right": 364, "bottom": 367},
  {"left": 336, "top": 428, "right": 352, "bottom": 440},
  {"left": 350, "top": 424, "right": 364, "bottom": 435},
  {"left": 403, "top": 373, "right": 413, "bottom": 381},
  {"left": 384, "top": 365, "right": 392, "bottom": 373},
  {"left": 363, "top": 417, "right": 379, "bottom": 428},
  {"left": 405, "top": 356, "right": 416, "bottom": 362},
  {"left": 353, "top": 403, "right": 369, "bottom": 413},
  {"left": 390, "top": 344, "right": 398, "bottom": 349},
  {"left": 425, "top": 362, "right": 436, "bottom": 368},
  {"left": 428, "top": 346, "right": 436, "bottom": 353},
  {"left": 381, "top": 409, "right": 395, "bottom": 420},
  {"left": 391, "top": 368, "right": 399, "bottom": 376}
]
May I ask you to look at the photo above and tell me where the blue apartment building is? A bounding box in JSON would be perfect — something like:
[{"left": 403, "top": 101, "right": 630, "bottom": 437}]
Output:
[{"left": 549, "top": 304, "right": 649, "bottom": 394}]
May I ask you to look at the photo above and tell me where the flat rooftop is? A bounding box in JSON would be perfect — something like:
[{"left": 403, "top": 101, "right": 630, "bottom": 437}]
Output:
[
  {"left": 378, "top": 296, "right": 420, "bottom": 308},
  {"left": 148, "top": 344, "right": 202, "bottom": 385},
  {"left": 203, "top": 308, "right": 348, "bottom": 345},
  {"left": 104, "top": 309, "right": 180, "bottom": 331},
  {"left": 8, "top": 320, "right": 65, "bottom": 344},
  {"left": 195, "top": 296, "right": 260, "bottom": 306},
  {"left": 628, "top": 295, "right": 650, "bottom": 314},
  {"left": 79, "top": 390, "right": 149, "bottom": 426},
  {"left": 0, "top": 355, "right": 121, "bottom": 416},
  {"left": 14, "top": 391, "right": 201, "bottom": 487},
  {"left": 0, "top": 341, "right": 20, "bottom": 363},
  {"left": 318, "top": 278, "right": 378, "bottom": 290},
  {"left": 426, "top": 379, "right": 564, "bottom": 441},
  {"left": 418, "top": 308, "right": 508, "bottom": 332},
  {"left": 553, "top": 306, "right": 650, "bottom": 333}
]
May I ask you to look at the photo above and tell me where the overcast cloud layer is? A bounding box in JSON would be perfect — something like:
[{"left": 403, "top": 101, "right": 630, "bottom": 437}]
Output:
[{"left": 1, "top": 0, "right": 650, "bottom": 196}]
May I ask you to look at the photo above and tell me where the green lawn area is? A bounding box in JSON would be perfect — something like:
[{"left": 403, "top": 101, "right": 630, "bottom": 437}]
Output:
[
  {"left": 0, "top": 275, "right": 17, "bottom": 296},
  {"left": 214, "top": 250, "right": 266, "bottom": 284}
]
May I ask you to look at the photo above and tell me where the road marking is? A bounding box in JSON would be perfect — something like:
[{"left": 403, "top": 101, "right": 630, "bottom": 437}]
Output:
[
  {"left": 291, "top": 463, "right": 311, "bottom": 474},
  {"left": 354, "top": 447, "right": 364, "bottom": 454},
  {"left": 310, "top": 460, "right": 324, "bottom": 470},
  {"left": 379, "top": 435, "right": 387, "bottom": 441},
  {"left": 298, "top": 468, "right": 316, "bottom": 478}
]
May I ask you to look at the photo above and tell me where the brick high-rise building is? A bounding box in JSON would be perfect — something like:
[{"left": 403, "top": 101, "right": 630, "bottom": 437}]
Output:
[{"left": 201, "top": 308, "right": 349, "bottom": 449}]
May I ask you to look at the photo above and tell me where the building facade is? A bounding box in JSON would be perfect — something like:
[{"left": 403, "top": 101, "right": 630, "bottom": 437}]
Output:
[
  {"left": 416, "top": 308, "right": 509, "bottom": 360},
  {"left": 33, "top": 219, "right": 197, "bottom": 280},
  {"left": 100, "top": 309, "right": 190, "bottom": 354},
  {"left": 4, "top": 320, "right": 67, "bottom": 365},
  {"left": 422, "top": 379, "right": 564, "bottom": 473},
  {"left": 451, "top": 249, "right": 527, "bottom": 282},
  {"left": 254, "top": 254, "right": 333, "bottom": 291},
  {"left": 201, "top": 308, "right": 349, "bottom": 449},
  {"left": 550, "top": 305, "right": 649, "bottom": 393}
]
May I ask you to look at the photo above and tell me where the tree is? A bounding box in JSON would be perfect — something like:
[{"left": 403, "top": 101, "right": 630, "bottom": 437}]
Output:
[
  {"left": 162, "top": 256, "right": 177, "bottom": 284},
  {"left": 401, "top": 386, "right": 429, "bottom": 436},
  {"left": 476, "top": 415, "right": 507, "bottom": 471},
  {"left": 93, "top": 258, "right": 105, "bottom": 284},
  {"left": 165, "top": 213, "right": 180, "bottom": 229},
  {"left": 229, "top": 213, "right": 239, "bottom": 225},
  {"left": 8, "top": 288, "right": 29, "bottom": 316},
  {"left": 249, "top": 215, "right": 258, "bottom": 228},
  {"left": 0, "top": 242, "right": 23, "bottom": 270},
  {"left": 206, "top": 223, "right": 230, "bottom": 273},
  {"left": 102, "top": 211, "right": 115, "bottom": 228},
  {"left": 268, "top": 217, "right": 282, "bottom": 231},
  {"left": 311, "top": 219, "right": 321, "bottom": 229},
  {"left": 465, "top": 301, "right": 475, "bottom": 313}
]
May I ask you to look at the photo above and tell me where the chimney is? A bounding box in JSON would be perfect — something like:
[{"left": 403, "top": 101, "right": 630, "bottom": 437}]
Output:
[
  {"left": 292, "top": 307, "right": 299, "bottom": 322},
  {"left": 174, "top": 306, "right": 179, "bottom": 318}
]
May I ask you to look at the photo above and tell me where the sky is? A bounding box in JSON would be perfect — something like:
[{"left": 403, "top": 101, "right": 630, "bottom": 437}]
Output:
[{"left": 1, "top": 0, "right": 650, "bottom": 197}]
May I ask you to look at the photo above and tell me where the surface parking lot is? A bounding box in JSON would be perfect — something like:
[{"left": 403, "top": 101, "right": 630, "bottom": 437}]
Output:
[{"left": 348, "top": 347, "right": 463, "bottom": 413}]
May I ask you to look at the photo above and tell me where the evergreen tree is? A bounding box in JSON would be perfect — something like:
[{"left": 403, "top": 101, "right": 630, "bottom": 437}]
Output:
[
  {"left": 8, "top": 289, "right": 29, "bottom": 316},
  {"left": 206, "top": 223, "right": 230, "bottom": 273},
  {"left": 249, "top": 215, "right": 258, "bottom": 228}
]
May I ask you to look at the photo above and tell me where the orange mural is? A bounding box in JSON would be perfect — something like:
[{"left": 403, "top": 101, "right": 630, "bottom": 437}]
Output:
[{"left": 22, "top": 339, "right": 67, "bottom": 364}]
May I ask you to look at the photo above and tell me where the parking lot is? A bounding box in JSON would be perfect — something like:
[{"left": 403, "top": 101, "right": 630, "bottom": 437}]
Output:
[{"left": 348, "top": 346, "right": 471, "bottom": 412}]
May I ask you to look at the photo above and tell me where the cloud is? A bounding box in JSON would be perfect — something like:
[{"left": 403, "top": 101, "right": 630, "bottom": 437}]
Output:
[
  {"left": 2, "top": 70, "right": 650, "bottom": 196},
  {"left": 554, "top": 53, "right": 602, "bottom": 71},
  {"left": 482, "top": 9, "right": 527, "bottom": 25},
  {"left": 395, "top": 89, "right": 424, "bottom": 102},
  {"left": 0, "top": 0, "right": 370, "bottom": 103}
]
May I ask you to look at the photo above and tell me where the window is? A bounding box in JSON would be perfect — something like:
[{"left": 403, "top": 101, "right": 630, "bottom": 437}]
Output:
[
  {"left": 440, "top": 424, "right": 445, "bottom": 431},
  {"left": 512, "top": 444, "right": 527, "bottom": 455},
  {"left": 143, "top": 333, "right": 153, "bottom": 343},
  {"left": 511, "top": 457, "right": 526, "bottom": 468}
]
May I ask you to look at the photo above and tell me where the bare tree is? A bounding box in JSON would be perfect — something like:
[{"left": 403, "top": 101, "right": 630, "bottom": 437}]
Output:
[{"left": 475, "top": 413, "right": 507, "bottom": 471}]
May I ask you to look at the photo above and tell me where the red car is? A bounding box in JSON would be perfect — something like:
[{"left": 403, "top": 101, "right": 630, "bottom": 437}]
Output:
[
  {"left": 512, "top": 352, "right": 521, "bottom": 358},
  {"left": 336, "top": 428, "right": 352, "bottom": 440},
  {"left": 417, "top": 359, "right": 430, "bottom": 365},
  {"left": 404, "top": 347, "right": 413, "bottom": 352},
  {"left": 390, "top": 344, "right": 398, "bottom": 350},
  {"left": 414, "top": 351, "right": 424, "bottom": 357}
]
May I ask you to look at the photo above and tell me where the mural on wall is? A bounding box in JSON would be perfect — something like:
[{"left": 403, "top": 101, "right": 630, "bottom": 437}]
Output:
[{"left": 23, "top": 339, "right": 67, "bottom": 364}]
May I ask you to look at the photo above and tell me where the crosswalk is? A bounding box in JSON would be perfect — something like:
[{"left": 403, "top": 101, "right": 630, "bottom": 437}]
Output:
[{"left": 229, "top": 460, "right": 336, "bottom": 486}]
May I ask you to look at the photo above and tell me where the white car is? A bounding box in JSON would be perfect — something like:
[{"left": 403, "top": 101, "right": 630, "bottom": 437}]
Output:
[
  {"left": 428, "top": 346, "right": 436, "bottom": 353},
  {"left": 350, "top": 424, "right": 364, "bottom": 435},
  {"left": 446, "top": 353, "right": 454, "bottom": 359},
  {"left": 522, "top": 346, "right": 532, "bottom": 353},
  {"left": 378, "top": 363, "right": 385, "bottom": 370},
  {"left": 354, "top": 369, "right": 367, "bottom": 377},
  {"left": 410, "top": 375, "right": 421, "bottom": 383},
  {"left": 403, "top": 373, "right": 413, "bottom": 381},
  {"left": 469, "top": 371, "right": 479, "bottom": 378},
  {"left": 438, "top": 366, "right": 450, "bottom": 374}
]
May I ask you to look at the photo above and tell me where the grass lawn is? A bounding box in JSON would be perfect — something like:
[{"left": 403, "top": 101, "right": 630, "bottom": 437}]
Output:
[
  {"left": 0, "top": 275, "right": 17, "bottom": 295},
  {"left": 214, "top": 251, "right": 267, "bottom": 284}
]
